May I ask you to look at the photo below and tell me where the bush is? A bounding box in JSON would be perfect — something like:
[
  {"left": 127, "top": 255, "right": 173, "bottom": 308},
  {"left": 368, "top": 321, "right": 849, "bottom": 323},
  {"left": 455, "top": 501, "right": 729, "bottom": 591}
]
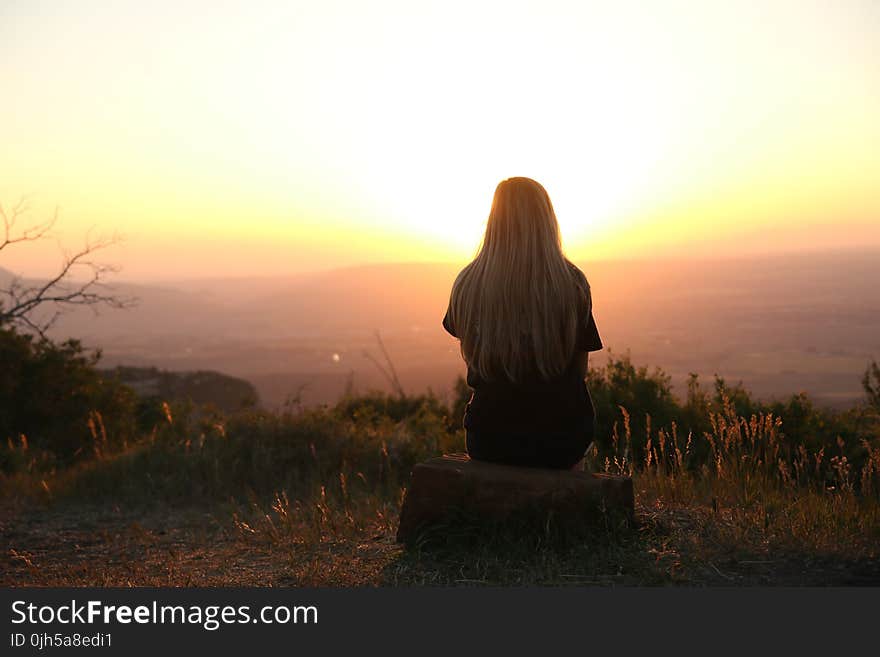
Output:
[
  {"left": 587, "top": 353, "right": 680, "bottom": 462},
  {"left": 3, "top": 325, "right": 878, "bottom": 502},
  {"left": 0, "top": 325, "right": 137, "bottom": 470}
]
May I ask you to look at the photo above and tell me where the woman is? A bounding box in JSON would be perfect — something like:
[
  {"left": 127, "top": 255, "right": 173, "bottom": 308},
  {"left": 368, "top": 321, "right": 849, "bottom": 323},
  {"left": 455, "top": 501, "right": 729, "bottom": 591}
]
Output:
[{"left": 443, "top": 177, "right": 603, "bottom": 469}]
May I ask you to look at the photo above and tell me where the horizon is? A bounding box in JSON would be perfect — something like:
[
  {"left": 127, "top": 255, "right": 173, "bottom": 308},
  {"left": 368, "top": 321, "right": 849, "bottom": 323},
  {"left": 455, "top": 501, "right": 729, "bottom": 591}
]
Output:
[
  {"left": 4, "top": 242, "right": 880, "bottom": 287},
  {"left": 2, "top": 1, "right": 879, "bottom": 281},
  {"left": 116, "top": 243, "right": 880, "bottom": 285}
]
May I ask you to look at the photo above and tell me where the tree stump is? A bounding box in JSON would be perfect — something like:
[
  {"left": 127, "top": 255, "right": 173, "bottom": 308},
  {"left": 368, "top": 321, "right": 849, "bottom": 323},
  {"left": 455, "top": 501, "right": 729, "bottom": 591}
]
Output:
[{"left": 396, "top": 453, "right": 634, "bottom": 544}]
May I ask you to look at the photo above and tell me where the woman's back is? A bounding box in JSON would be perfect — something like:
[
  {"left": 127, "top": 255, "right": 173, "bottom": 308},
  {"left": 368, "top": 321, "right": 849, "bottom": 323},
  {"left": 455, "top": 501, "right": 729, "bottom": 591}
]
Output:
[
  {"left": 442, "top": 178, "right": 603, "bottom": 469},
  {"left": 444, "top": 263, "right": 602, "bottom": 438}
]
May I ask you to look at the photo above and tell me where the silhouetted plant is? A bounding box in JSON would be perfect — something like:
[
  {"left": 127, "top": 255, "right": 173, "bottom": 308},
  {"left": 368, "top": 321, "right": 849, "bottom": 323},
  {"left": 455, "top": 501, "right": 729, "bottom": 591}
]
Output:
[
  {"left": 0, "top": 198, "right": 137, "bottom": 337},
  {"left": 0, "top": 325, "right": 137, "bottom": 469},
  {"left": 863, "top": 360, "right": 880, "bottom": 413}
]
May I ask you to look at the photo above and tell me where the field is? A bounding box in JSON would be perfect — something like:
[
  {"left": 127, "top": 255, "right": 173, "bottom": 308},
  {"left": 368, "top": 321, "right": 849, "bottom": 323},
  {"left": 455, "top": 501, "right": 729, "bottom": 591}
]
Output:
[{"left": 4, "top": 356, "right": 880, "bottom": 587}]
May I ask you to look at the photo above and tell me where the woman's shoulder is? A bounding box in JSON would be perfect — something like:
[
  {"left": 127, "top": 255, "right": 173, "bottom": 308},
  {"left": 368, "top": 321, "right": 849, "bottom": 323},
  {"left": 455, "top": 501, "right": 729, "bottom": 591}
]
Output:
[
  {"left": 452, "top": 260, "right": 476, "bottom": 286},
  {"left": 565, "top": 260, "right": 591, "bottom": 291}
]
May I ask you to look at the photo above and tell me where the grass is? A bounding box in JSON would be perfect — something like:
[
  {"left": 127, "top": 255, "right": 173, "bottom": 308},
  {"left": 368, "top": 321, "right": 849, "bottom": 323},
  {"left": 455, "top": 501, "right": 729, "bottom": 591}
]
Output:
[{"left": 3, "top": 388, "right": 880, "bottom": 586}]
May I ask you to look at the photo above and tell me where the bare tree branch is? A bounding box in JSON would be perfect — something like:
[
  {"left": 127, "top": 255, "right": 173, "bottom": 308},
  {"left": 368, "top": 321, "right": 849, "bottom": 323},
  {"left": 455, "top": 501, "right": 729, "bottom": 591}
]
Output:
[
  {"left": 362, "top": 330, "right": 405, "bottom": 398},
  {"left": 0, "top": 199, "right": 139, "bottom": 338},
  {"left": 0, "top": 198, "right": 57, "bottom": 253}
]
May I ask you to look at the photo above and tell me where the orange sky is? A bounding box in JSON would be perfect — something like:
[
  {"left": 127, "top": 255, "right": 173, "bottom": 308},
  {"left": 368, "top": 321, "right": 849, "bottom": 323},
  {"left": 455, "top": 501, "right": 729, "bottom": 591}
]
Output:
[{"left": 1, "top": 0, "right": 878, "bottom": 281}]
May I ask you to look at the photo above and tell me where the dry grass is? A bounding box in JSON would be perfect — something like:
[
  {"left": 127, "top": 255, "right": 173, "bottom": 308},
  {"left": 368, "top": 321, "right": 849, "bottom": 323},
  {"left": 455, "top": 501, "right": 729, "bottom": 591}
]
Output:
[{"left": 3, "top": 395, "right": 879, "bottom": 586}]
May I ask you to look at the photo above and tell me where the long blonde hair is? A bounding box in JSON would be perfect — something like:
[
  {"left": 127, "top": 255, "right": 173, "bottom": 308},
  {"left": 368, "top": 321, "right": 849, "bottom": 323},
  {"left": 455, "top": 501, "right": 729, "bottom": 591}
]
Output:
[{"left": 448, "top": 177, "right": 585, "bottom": 383}]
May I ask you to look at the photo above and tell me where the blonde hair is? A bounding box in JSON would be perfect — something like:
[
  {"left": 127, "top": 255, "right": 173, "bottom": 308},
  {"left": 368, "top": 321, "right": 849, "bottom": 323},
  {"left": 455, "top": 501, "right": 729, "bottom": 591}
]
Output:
[{"left": 448, "top": 177, "right": 585, "bottom": 383}]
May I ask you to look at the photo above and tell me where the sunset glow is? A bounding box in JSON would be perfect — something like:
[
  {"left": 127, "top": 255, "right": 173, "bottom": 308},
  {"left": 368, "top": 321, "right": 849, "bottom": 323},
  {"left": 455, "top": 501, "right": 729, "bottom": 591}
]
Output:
[{"left": 2, "top": 0, "right": 878, "bottom": 280}]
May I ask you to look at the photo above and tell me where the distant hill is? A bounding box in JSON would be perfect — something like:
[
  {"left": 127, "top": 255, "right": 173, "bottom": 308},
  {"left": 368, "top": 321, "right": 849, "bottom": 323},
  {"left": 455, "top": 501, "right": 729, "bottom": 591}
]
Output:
[{"left": 100, "top": 366, "right": 259, "bottom": 412}]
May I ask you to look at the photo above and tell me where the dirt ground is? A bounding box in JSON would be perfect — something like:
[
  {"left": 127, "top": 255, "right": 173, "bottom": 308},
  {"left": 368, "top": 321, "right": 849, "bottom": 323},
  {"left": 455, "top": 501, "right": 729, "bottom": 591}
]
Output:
[
  {"left": 1, "top": 503, "right": 394, "bottom": 587},
  {"left": 3, "top": 501, "right": 879, "bottom": 587}
]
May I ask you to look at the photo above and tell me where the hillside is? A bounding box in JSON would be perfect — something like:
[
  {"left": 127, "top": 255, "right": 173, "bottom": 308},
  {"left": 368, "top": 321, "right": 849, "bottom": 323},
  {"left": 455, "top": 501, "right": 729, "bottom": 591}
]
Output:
[{"left": 99, "top": 366, "right": 260, "bottom": 413}]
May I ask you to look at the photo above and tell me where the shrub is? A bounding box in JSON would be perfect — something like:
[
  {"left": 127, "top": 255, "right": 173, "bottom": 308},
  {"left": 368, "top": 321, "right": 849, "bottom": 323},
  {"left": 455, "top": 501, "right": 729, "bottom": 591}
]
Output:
[{"left": 0, "top": 325, "right": 137, "bottom": 469}]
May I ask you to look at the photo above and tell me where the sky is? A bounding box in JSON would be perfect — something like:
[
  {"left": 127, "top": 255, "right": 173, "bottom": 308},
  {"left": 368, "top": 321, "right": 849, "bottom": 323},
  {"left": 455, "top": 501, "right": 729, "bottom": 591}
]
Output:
[{"left": 1, "top": 0, "right": 878, "bottom": 281}]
